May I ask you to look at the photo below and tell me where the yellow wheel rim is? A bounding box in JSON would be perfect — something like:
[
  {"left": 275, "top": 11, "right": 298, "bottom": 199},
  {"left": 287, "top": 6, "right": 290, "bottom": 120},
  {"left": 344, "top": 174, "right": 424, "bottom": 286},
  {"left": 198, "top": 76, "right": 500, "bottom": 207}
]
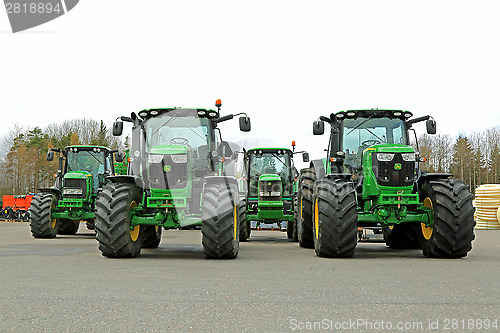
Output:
[
  {"left": 129, "top": 201, "right": 140, "bottom": 242},
  {"left": 234, "top": 205, "right": 238, "bottom": 240},
  {"left": 51, "top": 203, "right": 57, "bottom": 229},
  {"left": 300, "top": 197, "right": 303, "bottom": 219},
  {"left": 314, "top": 198, "right": 319, "bottom": 239},
  {"left": 421, "top": 197, "right": 433, "bottom": 240}
]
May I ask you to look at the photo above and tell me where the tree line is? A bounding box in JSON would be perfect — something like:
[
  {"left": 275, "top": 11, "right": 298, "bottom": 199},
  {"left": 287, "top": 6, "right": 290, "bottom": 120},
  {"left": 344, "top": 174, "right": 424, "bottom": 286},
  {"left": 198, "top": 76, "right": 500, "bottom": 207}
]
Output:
[
  {"left": 0, "top": 119, "right": 125, "bottom": 196},
  {"left": 0, "top": 119, "right": 498, "bottom": 196},
  {"left": 416, "top": 126, "right": 500, "bottom": 190}
]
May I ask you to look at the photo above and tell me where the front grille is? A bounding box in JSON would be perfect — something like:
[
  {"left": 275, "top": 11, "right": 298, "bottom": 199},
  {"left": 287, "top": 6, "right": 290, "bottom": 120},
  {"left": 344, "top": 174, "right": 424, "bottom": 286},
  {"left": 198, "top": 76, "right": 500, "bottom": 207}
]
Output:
[
  {"left": 63, "top": 178, "right": 87, "bottom": 199},
  {"left": 148, "top": 155, "right": 188, "bottom": 190},
  {"left": 372, "top": 153, "right": 415, "bottom": 187},
  {"left": 259, "top": 180, "right": 282, "bottom": 201}
]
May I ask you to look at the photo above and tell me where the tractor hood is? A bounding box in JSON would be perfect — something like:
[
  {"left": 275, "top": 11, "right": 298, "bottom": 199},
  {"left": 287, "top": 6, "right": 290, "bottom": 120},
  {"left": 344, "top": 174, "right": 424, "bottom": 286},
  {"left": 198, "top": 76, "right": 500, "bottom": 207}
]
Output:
[
  {"left": 149, "top": 144, "right": 190, "bottom": 155},
  {"left": 64, "top": 171, "right": 92, "bottom": 180},
  {"left": 363, "top": 144, "right": 415, "bottom": 156},
  {"left": 259, "top": 174, "right": 281, "bottom": 182}
]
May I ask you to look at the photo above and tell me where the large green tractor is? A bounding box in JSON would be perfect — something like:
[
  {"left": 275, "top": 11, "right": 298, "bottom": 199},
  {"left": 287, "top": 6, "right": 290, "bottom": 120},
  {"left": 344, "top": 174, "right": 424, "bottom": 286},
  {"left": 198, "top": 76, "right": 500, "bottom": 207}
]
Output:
[
  {"left": 241, "top": 145, "right": 308, "bottom": 241},
  {"left": 298, "top": 109, "right": 475, "bottom": 258},
  {"left": 29, "top": 145, "right": 122, "bottom": 238},
  {"left": 96, "top": 100, "right": 251, "bottom": 259}
]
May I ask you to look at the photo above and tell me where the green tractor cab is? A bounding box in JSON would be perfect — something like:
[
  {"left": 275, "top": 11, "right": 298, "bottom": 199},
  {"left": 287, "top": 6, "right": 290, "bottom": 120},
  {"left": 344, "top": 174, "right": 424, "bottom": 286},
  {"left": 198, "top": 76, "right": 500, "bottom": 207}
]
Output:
[
  {"left": 95, "top": 100, "right": 251, "bottom": 259},
  {"left": 29, "top": 145, "right": 120, "bottom": 238},
  {"left": 299, "top": 109, "right": 475, "bottom": 258},
  {"left": 242, "top": 145, "right": 308, "bottom": 241}
]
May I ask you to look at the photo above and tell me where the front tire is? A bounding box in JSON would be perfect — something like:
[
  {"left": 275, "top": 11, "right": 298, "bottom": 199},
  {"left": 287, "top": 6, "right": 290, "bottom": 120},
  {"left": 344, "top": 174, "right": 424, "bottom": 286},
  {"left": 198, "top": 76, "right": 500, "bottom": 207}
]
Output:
[
  {"left": 142, "top": 226, "right": 162, "bottom": 248},
  {"left": 239, "top": 198, "right": 249, "bottom": 242},
  {"left": 418, "top": 178, "right": 475, "bottom": 258},
  {"left": 95, "top": 183, "right": 144, "bottom": 258},
  {"left": 202, "top": 182, "right": 239, "bottom": 259},
  {"left": 29, "top": 193, "right": 59, "bottom": 238},
  {"left": 297, "top": 168, "right": 315, "bottom": 248},
  {"left": 58, "top": 219, "right": 80, "bottom": 235},
  {"left": 312, "top": 178, "right": 358, "bottom": 258},
  {"left": 383, "top": 223, "right": 420, "bottom": 249}
]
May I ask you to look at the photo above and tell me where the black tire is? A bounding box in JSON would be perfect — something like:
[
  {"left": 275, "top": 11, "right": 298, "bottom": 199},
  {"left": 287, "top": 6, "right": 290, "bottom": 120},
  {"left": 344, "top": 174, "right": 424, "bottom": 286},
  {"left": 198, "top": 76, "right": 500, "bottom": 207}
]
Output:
[
  {"left": 297, "top": 168, "right": 315, "bottom": 248},
  {"left": 286, "top": 220, "right": 294, "bottom": 239},
  {"left": 58, "top": 219, "right": 80, "bottom": 235},
  {"left": 418, "top": 178, "right": 475, "bottom": 258},
  {"left": 29, "top": 193, "right": 59, "bottom": 238},
  {"left": 292, "top": 196, "right": 298, "bottom": 242},
  {"left": 239, "top": 199, "right": 249, "bottom": 242},
  {"left": 201, "top": 182, "right": 239, "bottom": 259},
  {"left": 95, "top": 183, "right": 144, "bottom": 258},
  {"left": 142, "top": 226, "right": 162, "bottom": 248},
  {"left": 312, "top": 178, "right": 358, "bottom": 258},
  {"left": 86, "top": 219, "right": 95, "bottom": 230},
  {"left": 383, "top": 223, "right": 420, "bottom": 249}
]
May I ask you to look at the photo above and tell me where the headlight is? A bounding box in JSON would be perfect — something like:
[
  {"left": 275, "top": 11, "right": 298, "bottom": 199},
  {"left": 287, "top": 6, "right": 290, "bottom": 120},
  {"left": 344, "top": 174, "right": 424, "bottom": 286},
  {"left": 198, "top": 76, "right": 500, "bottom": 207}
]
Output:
[
  {"left": 376, "top": 153, "right": 395, "bottom": 162},
  {"left": 402, "top": 153, "right": 415, "bottom": 162},
  {"left": 148, "top": 155, "right": 163, "bottom": 163},
  {"left": 171, "top": 155, "right": 187, "bottom": 163},
  {"left": 63, "top": 188, "right": 83, "bottom": 195},
  {"left": 270, "top": 191, "right": 281, "bottom": 196},
  {"left": 260, "top": 191, "right": 270, "bottom": 196}
]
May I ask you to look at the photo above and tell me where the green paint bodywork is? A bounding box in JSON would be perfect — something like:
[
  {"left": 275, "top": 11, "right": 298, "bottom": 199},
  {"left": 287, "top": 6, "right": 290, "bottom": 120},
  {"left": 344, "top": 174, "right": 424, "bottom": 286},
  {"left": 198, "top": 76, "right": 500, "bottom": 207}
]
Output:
[
  {"left": 51, "top": 145, "right": 114, "bottom": 221},
  {"left": 245, "top": 147, "right": 296, "bottom": 225},
  {"left": 323, "top": 111, "right": 434, "bottom": 228},
  {"left": 124, "top": 108, "right": 228, "bottom": 230}
]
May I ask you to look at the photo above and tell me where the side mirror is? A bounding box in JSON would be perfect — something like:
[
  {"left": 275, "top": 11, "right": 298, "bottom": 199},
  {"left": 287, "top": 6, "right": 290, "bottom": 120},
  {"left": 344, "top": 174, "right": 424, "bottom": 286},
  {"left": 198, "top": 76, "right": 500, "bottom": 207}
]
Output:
[
  {"left": 47, "top": 151, "right": 54, "bottom": 161},
  {"left": 113, "top": 121, "right": 123, "bottom": 136},
  {"left": 426, "top": 119, "right": 436, "bottom": 134},
  {"left": 302, "top": 152, "right": 309, "bottom": 163},
  {"left": 115, "top": 152, "right": 124, "bottom": 163},
  {"left": 313, "top": 120, "right": 324, "bottom": 135},
  {"left": 239, "top": 116, "right": 251, "bottom": 132}
]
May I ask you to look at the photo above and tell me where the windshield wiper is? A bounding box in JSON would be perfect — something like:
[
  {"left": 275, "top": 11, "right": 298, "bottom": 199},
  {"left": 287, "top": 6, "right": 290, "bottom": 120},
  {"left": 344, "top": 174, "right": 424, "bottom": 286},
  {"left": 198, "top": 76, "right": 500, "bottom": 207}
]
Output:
[{"left": 346, "top": 114, "right": 375, "bottom": 136}]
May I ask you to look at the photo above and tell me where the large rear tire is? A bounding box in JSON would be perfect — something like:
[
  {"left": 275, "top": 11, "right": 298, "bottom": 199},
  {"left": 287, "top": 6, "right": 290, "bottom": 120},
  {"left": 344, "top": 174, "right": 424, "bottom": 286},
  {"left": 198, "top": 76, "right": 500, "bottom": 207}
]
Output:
[
  {"left": 418, "top": 178, "right": 475, "bottom": 258},
  {"left": 383, "top": 223, "right": 420, "bottom": 249},
  {"left": 312, "top": 178, "right": 358, "bottom": 258},
  {"left": 297, "top": 168, "right": 315, "bottom": 248},
  {"left": 29, "top": 193, "right": 59, "bottom": 238},
  {"left": 202, "top": 182, "right": 239, "bottom": 259},
  {"left": 95, "top": 183, "right": 144, "bottom": 258},
  {"left": 58, "top": 219, "right": 80, "bottom": 235},
  {"left": 142, "top": 226, "right": 162, "bottom": 248}
]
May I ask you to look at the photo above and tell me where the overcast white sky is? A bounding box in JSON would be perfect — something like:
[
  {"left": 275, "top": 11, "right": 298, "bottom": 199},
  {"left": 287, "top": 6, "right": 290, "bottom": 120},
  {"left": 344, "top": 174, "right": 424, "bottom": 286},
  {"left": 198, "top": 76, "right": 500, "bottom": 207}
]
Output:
[{"left": 1, "top": 0, "right": 500, "bottom": 169}]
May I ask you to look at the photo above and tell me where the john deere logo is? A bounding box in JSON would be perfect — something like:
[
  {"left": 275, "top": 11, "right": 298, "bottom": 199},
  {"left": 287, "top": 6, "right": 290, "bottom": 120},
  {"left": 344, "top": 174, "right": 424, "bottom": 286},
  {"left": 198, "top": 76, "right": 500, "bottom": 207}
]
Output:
[
  {"left": 164, "top": 165, "right": 171, "bottom": 173},
  {"left": 394, "top": 163, "right": 402, "bottom": 170}
]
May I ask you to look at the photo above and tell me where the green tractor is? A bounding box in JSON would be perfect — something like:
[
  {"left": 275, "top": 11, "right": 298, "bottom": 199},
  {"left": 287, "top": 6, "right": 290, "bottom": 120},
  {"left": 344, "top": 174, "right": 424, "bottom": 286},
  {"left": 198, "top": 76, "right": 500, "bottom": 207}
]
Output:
[
  {"left": 96, "top": 100, "right": 251, "bottom": 259},
  {"left": 29, "top": 145, "right": 123, "bottom": 238},
  {"left": 298, "top": 109, "right": 475, "bottom": 258},
  {"left": 241, "top": 144, "right": 308, "bottom": 241}
]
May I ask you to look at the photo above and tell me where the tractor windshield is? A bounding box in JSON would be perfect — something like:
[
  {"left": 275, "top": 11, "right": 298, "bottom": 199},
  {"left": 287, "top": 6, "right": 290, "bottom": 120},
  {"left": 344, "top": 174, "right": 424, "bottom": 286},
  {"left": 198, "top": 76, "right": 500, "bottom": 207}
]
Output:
[
  {"left": 341, "top": 117, "right": 408, "bottom": 169},
  {"left": 248, "top": 152, "right": 292, "bottom": 197},
  {"left": 66, "top": 150, "right": 108, "bottom": 189},
  {"left": 145, "top": 111, "right": 211, "bottom": 152}
]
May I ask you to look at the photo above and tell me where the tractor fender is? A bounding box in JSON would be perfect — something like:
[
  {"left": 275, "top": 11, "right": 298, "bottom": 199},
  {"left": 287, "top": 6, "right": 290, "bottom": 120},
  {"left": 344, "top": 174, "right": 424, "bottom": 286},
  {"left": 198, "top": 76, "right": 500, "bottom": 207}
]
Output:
[
  {"left": 417, "top": 172, "right": 451, "bottom": 191},
  {"left": 309, "top": 159, "right": 325, "bottom": 179},
  {"left": 204, "top": 176, "right": 239, "bottom": 188},
  {"left": 37, "top": 188, "right": 62, "bottom": 200},
  {"left": 325, "top": 173, "right": 353, "bottom": 180},
  {"left": 107, "top": 175, "right": 145, "bottom": 188}
]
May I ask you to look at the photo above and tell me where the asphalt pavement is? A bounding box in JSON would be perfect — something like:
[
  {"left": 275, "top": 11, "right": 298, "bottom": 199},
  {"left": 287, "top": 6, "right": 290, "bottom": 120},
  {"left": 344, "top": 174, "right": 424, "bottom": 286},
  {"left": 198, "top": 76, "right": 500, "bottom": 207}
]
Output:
[{"left": 1, "top": 222, "right": 499, "bottom": 332}]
